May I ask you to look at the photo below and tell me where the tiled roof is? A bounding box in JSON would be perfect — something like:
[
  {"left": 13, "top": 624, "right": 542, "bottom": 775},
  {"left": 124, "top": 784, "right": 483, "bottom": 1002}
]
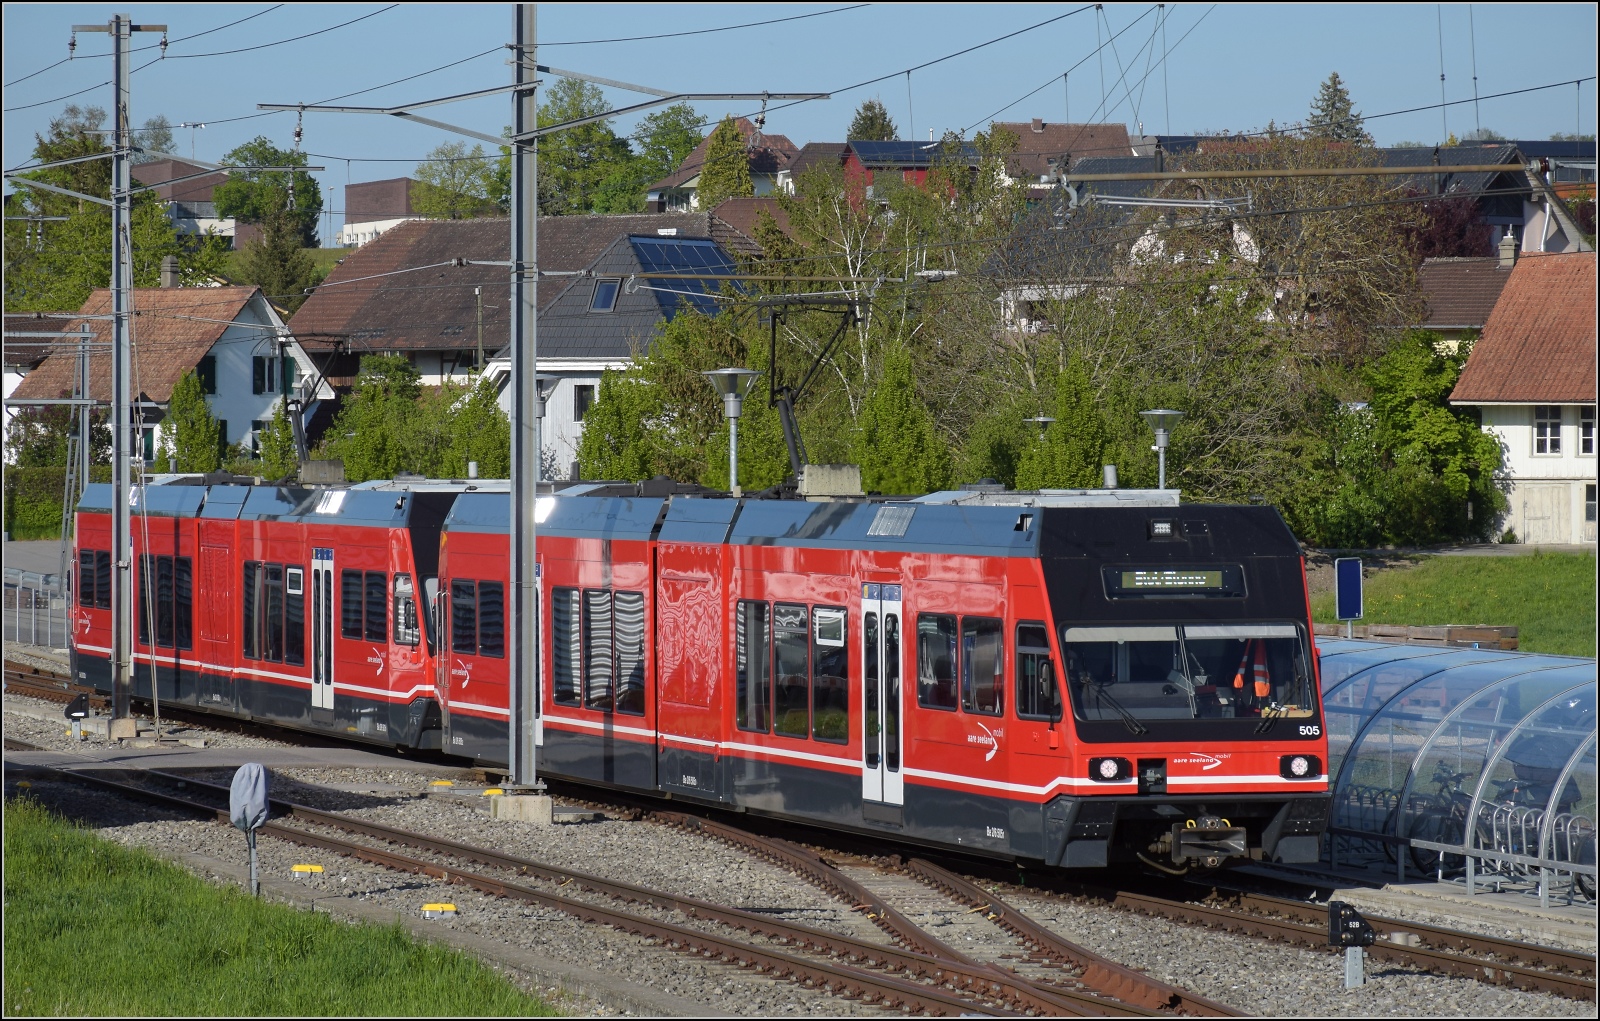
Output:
[
  {"left": 290, "top": 214, "right": 714, "bottom": 351},
  {"left": 709, "top": 197, "right": 788, "bottom": 250},
  {"left": 533, "top": 235, "right": 738, "bottom": 360},
  {"left": 648, "top": 117, "right": 798, "bottom": 191},
  {"left": 3, "top": 313, "right": 81, "bottom": 370},
  {"left": 993, "top": 121, "right": 1131, "bottom": 178},
  {"left": 11, "top": 287, "right": 260, "bottom": 403},
  {"left": 1451, "top": 252, "right": 1597, "bottom": 404},
  {"left": 1417, "top": 257, "right": 1512, "bottom": 328},
  {"left": 787, "top": 142, "right": 847, "bottom": 177}
]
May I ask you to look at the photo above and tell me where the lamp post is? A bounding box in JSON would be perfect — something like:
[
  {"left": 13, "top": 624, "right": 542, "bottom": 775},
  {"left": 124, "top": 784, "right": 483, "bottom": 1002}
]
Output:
[
  {"left": 1025, "top": 415, "right": 1056, "bottom": 440},
  {"left": 533, "top": 374, "right": 556, "bottom": 484},
  {"left": 703, "top": 368, "right": 761, "bottom": 496},
  {"left": 1139, "top": 409, "right": 1184, "bottom": 490}
]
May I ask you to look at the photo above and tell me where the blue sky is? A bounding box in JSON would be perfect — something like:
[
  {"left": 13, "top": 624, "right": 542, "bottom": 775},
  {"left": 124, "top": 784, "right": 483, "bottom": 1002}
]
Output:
[{"left": 5, "top": 3, "right": 1594, "bottom": 246}]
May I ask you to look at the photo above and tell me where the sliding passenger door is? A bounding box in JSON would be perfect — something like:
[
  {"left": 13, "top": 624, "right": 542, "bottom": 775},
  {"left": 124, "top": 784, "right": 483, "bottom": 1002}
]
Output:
[
  {"left": 861, "top": 582, "right": 905, "bottom": 808},
  {"left": 310, "top": 547, "right": 335, "bottom": 710}
]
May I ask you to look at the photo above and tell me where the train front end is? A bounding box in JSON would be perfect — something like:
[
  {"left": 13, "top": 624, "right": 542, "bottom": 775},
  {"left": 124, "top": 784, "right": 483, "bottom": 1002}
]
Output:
[{"left": 1038, "top": 504, "right": 1330, "bottom": 871}]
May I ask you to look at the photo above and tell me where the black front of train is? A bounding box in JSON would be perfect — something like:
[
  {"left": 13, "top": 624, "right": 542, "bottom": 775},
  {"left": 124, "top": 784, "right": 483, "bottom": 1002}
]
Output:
[{"left": 1036, "top": 504, "right": 1331, "bottom": 871}]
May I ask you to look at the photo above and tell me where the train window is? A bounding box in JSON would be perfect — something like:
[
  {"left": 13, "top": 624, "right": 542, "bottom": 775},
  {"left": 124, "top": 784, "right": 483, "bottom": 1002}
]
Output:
[
  {"left": 156, "top": 556, "right": 175, "bottom": 648},
  {"left": 242, "top": 562, "right": 260, "bottom": 659},
  {"left": 961, "top": 617, "right": 1004, "bottom": 716},
  {"left": 175, "top": 557, "right": 193, "bottom": 651},
  {"left": 916, "top": 614, "right": 959, "bottom": 710},
  {"left": 284, "top": 566, "right": 304, "bottom": 666},
  {"left": 393, "top": 573, "right": 420, "bottom": 647},
  {"left": 94, "top": 551, "right": 111, "bottom": 609},
  {"left": 340, "top": 570, "right": 363, "bottom": 639},
  {"left": 78, "top": 550, "right": 95, "bottom": 607},
  {"left": 552, "top": 588, "right": 581, "bottom": 705},
  {"left": 1015, "top": 623, "right": 1061, "bottom": 721},
  {"left": 613, "top": 591, "right": 645, "bottom": 715},
  {"left": 736, "top": 600, "right": 771, "bottom": 733},
  {"left": 136, "top": 555, "right": 152, "bottom": 645},
  {"left": 582, "top": 589, "right": 614, "bottom": 710},
  {"left": 1180, "top": 624, "right": 1314, "bottom": 718},
  {"left": 884, "top": 613, "right": 901, "bottom": 771},
  {"left": 364, "top": 571, "right": 387, "bottom": 643},
  {"left": 264, "top": 564, "right": 286, "bottom": 662},
  {"left": 773, "top": 604, "right": 809, "bottom": 738},
  {"left": 451, "top": 579, "right": 478, "bottom": 655},
  {"left": 812, "top": 607, "right": 849, "bottom": 743},
  {"left": 864, "top": 613, "right": 880, "bottom": 766},
  {"left": 478, "top": 581, "right": 505, "bottom": 659}
]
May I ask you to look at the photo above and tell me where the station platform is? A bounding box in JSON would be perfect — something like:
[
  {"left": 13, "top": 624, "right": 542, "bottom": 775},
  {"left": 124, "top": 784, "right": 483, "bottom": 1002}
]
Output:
[{"left": 1237, "top": 861, "right": 1598, "bottom": 950}]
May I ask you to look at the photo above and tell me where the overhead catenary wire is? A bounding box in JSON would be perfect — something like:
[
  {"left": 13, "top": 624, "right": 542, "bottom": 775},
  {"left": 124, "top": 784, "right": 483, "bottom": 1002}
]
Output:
[
  {"left": 4, "top": 5, "right": 286, "bottom": 87},
  {"left": 540, "top": 5, "right": 869, "bottom": 47}
]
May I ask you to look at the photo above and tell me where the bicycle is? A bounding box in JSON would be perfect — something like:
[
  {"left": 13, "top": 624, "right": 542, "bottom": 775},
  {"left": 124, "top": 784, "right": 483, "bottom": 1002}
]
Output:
[{"left": 1384, "top": 762, "right": 1470, "bottom": 877}]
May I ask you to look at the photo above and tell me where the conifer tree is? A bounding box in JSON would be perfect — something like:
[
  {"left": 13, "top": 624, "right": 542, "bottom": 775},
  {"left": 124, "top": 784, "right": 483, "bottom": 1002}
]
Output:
[
  {"left": 851, "top": 347, "right": 951, "bottom": 495},
  {"left": 235, "top": 209, "right": 318, "bottom": 315},
  {"left": 1306, "top": 72, "right": 1374, "bottom": 146},
  {"left": 1014, "top": 356, "right": 1107, "bottom": 490},
  {"left": 696, "top": 116, "right": 753, "bottom": 212},
  {"left": 166, "top": 369, "right": 221, "bottom": 473},
  {"left": 848, "top": 99, "right": 899, "bottom": 141}
]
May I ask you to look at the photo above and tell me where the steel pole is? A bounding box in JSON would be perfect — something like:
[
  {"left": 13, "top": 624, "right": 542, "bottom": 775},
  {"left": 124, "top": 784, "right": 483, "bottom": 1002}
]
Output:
[
  {"left": 110, "top": 13, "right": 134, "bottom": 732},
  {"left": 507, "top": 3, "right": 541, "bottom": 789}
]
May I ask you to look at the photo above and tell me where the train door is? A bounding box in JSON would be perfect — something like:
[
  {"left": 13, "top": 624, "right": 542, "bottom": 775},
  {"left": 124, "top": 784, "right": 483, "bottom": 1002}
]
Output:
[
  {"left": 197, "top": 543, "right": 235, "bottom": 709},
  {"left": 861, "top": 582, "right": 905, "bottom": 808},
  {"left": 310, "top": 547, "right": 335, "bottom": 711}
]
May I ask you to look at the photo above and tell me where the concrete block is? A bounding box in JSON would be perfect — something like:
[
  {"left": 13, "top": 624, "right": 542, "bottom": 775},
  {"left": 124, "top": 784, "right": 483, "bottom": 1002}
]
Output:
[
  {"left": 490, "top": 793, "right": 554, "bottom": 824},
  {"left": 109, "top": 718, "right": 138, "bottom": 740}
]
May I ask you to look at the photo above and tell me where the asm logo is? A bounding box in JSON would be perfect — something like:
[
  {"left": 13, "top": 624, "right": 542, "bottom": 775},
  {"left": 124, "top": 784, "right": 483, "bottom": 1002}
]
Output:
[
  {"left": 367, "top": 647, "right": 385, "bottom": 675},
  {"left": 968, "top": 722, "right": 1002, "bottom": 762},
  {"left": 1173, "top": 752, "right": 1228, "bottom": 771}
]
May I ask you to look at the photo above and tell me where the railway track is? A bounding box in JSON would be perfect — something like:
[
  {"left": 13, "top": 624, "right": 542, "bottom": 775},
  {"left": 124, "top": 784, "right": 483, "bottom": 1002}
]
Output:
[
  {"left": 8, "top": 675, "right": 1591, "bottom": 1006},
  {"left": 8, "top": 751, "right": 1215, "bottom": 1017},
  {"left": 659, "top": 811, "right": 1237, "bottom": 1015}
]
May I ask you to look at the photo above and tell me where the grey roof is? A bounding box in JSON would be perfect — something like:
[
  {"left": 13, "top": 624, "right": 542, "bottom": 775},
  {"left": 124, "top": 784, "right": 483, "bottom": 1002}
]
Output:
[{"left": 531, "top": 235, "right": 739, "bottom": 360}]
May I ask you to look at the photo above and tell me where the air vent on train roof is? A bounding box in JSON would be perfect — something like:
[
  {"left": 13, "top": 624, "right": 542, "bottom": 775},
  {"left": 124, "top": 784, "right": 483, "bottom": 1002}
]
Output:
[{"left": 867, "top": 505, "right": 914, "bottom": 537}]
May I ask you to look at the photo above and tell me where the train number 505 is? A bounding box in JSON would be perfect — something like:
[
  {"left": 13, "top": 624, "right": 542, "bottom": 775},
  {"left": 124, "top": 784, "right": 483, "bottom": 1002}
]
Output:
[{"left": 1298, "top": 725, "right": 1321, "bottom": 737}]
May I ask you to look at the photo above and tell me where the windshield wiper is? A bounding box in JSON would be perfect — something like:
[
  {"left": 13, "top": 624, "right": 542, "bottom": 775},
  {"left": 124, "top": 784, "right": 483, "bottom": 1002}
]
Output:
[
  {"left": 1091, "top": 683, "right": 1147, "bottom": 735},
  {"left": 1254, "top": 703, "right": 1286, "bottom": 735}
]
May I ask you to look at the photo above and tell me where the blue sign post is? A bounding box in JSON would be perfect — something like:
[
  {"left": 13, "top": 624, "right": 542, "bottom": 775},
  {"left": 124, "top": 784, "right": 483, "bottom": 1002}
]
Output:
[{"left": 1334, "top": 558, "right": 1363, "bottom": 639}]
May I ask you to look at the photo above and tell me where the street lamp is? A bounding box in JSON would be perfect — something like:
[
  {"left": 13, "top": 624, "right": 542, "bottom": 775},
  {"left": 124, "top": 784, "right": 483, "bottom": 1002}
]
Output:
[
  {"left": 1025, "top": 415, "right": 1056, "bottom": 440},
  {"left": 703, "top": 368, "right": 761, "bottom": 496},
  {"left": 175, "top": 121, "right": 205, "bottom": 160},
  {"left": 533, "top": 374, "right": 557, "bottom": 484},
  {"left": 1139, "top": 409, "right": 1184, "bottom": 490}
]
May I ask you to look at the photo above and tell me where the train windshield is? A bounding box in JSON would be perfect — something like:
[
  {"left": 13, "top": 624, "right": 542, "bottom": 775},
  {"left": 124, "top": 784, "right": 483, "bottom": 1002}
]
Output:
[{"left": 1062, "top": 623, "right": 1313, "bottom": 723}]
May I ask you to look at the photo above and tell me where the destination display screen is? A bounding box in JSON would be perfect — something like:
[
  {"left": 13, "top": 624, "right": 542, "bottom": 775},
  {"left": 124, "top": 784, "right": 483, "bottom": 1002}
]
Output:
[{"left": 1102, "top": 565, "right": 1245, "bottom": 599}]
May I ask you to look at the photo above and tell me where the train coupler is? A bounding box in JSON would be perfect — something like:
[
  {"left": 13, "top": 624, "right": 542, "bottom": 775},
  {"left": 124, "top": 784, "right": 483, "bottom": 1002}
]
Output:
[{"left": 1171, "top": 815, "right": 1247, "bottom": 867}]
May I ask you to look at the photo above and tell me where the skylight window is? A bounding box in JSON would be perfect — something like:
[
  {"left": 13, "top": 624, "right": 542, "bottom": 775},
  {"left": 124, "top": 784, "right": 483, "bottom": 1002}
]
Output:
[{"left": 589, "top": 277, "right": 620, "bottom": 312}]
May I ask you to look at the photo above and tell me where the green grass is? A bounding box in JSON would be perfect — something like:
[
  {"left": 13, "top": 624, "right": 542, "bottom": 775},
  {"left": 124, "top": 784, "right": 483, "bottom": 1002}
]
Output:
[
  {"left": 3, "top": 798, "right": 556, "bottom": 1017},
  {"left": 1310, "top": 551, "right": 1597, "bottom": 658}
]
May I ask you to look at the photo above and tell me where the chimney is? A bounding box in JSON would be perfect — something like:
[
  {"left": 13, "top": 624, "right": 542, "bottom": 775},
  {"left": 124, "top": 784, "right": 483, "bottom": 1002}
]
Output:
[
  {"left": 1498, "top": 230, "right": 1518, "bottom": 270},
  {"left": 1031, "top": 118, "right": 1044, "bottom": 133},
  {"left": 160, "top": 255, "right": 180, "bottom": 288}
]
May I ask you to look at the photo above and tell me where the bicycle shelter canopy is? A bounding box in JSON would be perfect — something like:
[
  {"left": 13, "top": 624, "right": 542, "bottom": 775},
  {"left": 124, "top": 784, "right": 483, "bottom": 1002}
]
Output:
[{"left": 1316, "top": 637, "right": 1596, "bottom": 903}]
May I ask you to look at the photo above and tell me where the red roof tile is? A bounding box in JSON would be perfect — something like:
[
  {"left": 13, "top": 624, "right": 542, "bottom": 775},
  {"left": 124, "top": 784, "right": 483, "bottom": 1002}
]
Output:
[
  {"left": 1450, "top": 252, "right": 1597, "bottom": 404},
  {"left": 1418, "top": 257, "right": 1512, "bottom": 328},
  {"left": 11, "top": 287, "right": 261, "bottom": 403}
]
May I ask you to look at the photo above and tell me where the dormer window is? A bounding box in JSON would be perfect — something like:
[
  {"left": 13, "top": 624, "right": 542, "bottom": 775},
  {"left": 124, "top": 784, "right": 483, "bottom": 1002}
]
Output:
[{"left": 589, "top": 277, "right": 620, "bottom": 313}]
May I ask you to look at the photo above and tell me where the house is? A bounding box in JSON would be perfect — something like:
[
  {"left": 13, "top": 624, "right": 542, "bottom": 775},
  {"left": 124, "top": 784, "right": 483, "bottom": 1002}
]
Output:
[
  {"left": 289, "top": 213, "right": 726, "bottom": 394},
  {"left": 483, "top": 233, "right": 741, "bottom": 475},
  {"left": 340, "top": 177, "right": 421, "bottom": 247},
  {"left": 130, "top": 158, "right": 246, "bottom": 246},
  {"left": 3, "top": 313, "right": 84, "bottom": 460},
  {"left": 1415, "top": 241, "right": 1517, "bottom": 347},
  {"left": 646, "top": 117, "right": 798, "bottom": 212},
  {"left": 776, "top": 142, "right": 849, "bottom": 193},
  {"left": 994, "top": 120, "right": 1131, "bottom": 187},
  {"left": 8, "top": 285, "right": 331, "bottom": 463},
  {"left": 1449, "top": 251, "right": 1596, "bottom": 544},
  {"left": 843, "top": 139, "right": 983, "bottom": 197}
]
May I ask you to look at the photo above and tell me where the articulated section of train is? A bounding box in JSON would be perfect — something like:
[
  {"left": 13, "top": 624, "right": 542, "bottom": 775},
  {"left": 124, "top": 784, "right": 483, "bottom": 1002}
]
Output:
[{"left": 71, "top": 477, "right": 1330, "bottom": 870}]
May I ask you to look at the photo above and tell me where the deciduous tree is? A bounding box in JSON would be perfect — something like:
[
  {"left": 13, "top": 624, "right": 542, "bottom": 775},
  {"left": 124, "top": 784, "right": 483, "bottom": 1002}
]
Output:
[
  {"left": 257, "top": 398, "right": 298, "bottom": 480},
  {"left": 213, "top": 137, "right": 322, "bottom": 246},
  {"left": 411, "top": 141, "right": 497, "bottom": 219}
]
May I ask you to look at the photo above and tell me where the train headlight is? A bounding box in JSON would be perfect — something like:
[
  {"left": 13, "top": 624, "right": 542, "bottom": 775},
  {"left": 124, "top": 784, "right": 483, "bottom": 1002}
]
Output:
[
  {"left": 1090, "top": 757, "right": 1132, "bottom": 782},
  {"left": 1280, "top": 754, "right": 1321, "bottom": 779}
]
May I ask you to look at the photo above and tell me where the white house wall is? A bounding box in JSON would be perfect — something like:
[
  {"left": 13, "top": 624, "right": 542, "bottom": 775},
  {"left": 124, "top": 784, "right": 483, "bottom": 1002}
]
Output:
[
  {"left": 486, "top": 357, "right": 628, "bottom": 480},
  {"left": 1476, "top": 403, "right": 1598, "bottom": 544}
]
